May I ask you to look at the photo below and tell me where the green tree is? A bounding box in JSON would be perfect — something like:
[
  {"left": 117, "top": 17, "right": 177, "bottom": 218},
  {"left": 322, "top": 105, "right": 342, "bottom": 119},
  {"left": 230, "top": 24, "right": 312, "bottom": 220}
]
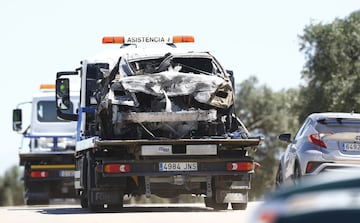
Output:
[
  {"left": 298, "top": 10, "right": 360, "bottom": 121},
  {"left": 0, "top": 165, "right": 24, "bottom": 206},
  {"left": 235, "top": 76, "right": 299, "bottom": 199}
]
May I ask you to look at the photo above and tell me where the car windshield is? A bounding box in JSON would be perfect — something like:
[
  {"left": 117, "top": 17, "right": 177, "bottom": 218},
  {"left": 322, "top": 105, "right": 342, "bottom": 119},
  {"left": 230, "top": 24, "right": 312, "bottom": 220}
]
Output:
[{"left": 315, "top": 118, "right": 360, "bottom": 133}]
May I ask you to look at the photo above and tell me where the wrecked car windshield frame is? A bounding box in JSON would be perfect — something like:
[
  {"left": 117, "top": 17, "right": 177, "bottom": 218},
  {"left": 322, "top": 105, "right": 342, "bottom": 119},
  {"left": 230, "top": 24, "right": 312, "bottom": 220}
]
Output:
[{"left": 124, "top": 54, "right": 224, "bottom": 77}]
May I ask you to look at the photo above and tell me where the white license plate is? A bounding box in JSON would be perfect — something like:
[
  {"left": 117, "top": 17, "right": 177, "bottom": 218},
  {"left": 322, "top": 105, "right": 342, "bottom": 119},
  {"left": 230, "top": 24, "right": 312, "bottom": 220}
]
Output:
[
  {"left": 343, "top": 143, "right": 360, "bottom": 152},
  {"left": 59, "top": 170, "right": 74, "bottom": 177},
  {"left": 159, "top": 162, "right": 198, "bottom": 171}
]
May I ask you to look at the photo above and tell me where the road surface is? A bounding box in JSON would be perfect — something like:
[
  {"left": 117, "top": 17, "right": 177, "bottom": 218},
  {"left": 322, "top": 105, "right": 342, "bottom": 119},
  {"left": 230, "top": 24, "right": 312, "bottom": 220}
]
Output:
[{"left": 0, "top": 202, "right": 261, "bottom": 223}]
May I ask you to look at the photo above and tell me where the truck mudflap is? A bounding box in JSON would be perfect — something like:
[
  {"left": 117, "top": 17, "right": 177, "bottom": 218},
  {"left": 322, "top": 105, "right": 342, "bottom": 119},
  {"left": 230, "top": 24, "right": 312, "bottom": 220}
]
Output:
[
  {"left": 89, "top": 188, "right": 124, "bottom": 206},
  {"left": 213, "top": 178, "right": 250, "bottom": 203}
]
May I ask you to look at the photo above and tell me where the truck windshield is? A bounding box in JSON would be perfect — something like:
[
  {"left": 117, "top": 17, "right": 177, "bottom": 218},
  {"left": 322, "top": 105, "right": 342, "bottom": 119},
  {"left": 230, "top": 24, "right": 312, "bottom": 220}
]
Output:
[{"left": 37, "top": 101, "right": 73, "bottom": 122}]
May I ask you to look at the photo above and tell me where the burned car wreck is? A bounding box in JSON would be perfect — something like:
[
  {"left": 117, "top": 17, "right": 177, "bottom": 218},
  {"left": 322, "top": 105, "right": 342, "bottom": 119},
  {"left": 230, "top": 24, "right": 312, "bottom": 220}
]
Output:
[{"left": 95, "top": 51, "right": 248, "bottom": 140}]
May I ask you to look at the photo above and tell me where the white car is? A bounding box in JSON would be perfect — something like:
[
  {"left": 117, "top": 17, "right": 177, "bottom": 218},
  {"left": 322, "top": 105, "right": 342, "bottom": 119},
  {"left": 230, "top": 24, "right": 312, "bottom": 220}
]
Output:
[{"left": 276, "top": 112, "right": 360, "bottom": 186}]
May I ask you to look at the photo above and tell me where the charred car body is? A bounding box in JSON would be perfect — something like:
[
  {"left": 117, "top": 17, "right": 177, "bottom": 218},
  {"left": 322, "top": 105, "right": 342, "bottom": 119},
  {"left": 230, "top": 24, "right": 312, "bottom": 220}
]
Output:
[
  {"left": 56, "top": 36, "right": 262, "bottom": 211},
  {"left": 97, "top": 50, "right": 241, "bottom": 140}
]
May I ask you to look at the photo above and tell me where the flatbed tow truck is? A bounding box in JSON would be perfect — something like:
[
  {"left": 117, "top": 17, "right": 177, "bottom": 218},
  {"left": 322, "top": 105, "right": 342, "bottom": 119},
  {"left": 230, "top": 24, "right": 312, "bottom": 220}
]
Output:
[
  {"left": 12, "top": 84, "right": 79, "bottom": 204},
  {"left": 55, "top": 35, "right": 263, "bottom": 211}
]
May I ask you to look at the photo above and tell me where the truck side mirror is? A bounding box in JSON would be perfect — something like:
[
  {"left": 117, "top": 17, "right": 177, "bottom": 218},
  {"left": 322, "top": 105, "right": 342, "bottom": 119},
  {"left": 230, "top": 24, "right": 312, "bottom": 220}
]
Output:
[
  {"left": 56, "top": 78, "right": 70, "bottom": 110},
  {"left": 226, "top": 70, "right": 235, "bottom": 91},
  {"left": 12, "top": 108, "right": 22, "bottom": 131}
]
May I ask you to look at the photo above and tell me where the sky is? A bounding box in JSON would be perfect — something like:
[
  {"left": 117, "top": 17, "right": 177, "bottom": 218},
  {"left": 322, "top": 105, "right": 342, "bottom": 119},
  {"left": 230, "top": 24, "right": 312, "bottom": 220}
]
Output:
[{"left": 0, "top": 0, "right": 359, "bottom": 175}]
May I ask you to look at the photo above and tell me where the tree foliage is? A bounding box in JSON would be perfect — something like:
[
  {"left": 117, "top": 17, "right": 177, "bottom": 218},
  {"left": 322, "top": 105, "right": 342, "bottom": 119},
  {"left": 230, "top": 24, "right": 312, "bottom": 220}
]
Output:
[
  {"left": 298, "top": 10, "right": 360, "bottom": 121},
  {"left": 0, "top": 165, "right": 24, "bottom": 206},
  {"left": 235, "top": 76, "right": 299, "bottom": 199}
]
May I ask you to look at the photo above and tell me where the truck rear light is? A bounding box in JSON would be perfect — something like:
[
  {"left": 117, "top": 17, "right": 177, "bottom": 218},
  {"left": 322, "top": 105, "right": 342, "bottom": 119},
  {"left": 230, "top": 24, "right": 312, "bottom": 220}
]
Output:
[
  {"left": 226, "top": 162, "right": 253, "bottom": 171},
  {"left": 104, "top": 164, "right": 131, "bottom": 173},
  {"left": 30, "top": 171, "right": 49, "bottom": 178}
]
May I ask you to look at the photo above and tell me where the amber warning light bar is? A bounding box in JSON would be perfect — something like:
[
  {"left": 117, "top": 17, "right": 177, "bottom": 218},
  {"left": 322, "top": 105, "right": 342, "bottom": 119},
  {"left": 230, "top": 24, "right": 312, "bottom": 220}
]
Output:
[{"left": 102, "top": 35, "right": 195, "bottom": 44}]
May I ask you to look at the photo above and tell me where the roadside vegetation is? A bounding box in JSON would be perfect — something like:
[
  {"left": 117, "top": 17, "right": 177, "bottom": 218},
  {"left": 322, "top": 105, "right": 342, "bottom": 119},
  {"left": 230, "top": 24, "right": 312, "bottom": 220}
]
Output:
[
  {"left": 1, "top": 9, "right": 360, "bottom": 206},
  {"left": 0, "top": 166, "right": 23, "bottom": 206}
]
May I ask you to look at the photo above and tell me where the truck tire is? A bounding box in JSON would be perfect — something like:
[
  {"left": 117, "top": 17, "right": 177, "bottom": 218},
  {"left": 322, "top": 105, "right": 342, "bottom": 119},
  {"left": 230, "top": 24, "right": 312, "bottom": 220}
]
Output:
[
  {"left": 80, "top": 192, "right": 88, "bottom": 208},
  {"left": 88, "top": 201, "right": 103, "bottom": 212},
  {"left": 108, "top": 203, "right": 124, "bottom": 211},
  {"left": 86, "top": 151, "right": 104, "bottom": 212},
  {"left": 25, "top": 197, "right": 50, "bottom": 205},
  {"left": 24, "top": 184, "right": 50, "bottom": 205},
  {"left": 231, "top": 202, "right": 247, "bottom": 210},
  {"left": 204, "top": 197, "right": 228, "bottom": 210}
]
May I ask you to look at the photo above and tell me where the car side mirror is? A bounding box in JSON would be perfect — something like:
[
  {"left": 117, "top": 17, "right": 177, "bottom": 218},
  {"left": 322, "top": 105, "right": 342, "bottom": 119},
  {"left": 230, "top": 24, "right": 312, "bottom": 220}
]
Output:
[
  {"left": 278, "top": 133, "right": 292, "bottom": 143},
  {"left": 12, "top": 108, "right": 22, "bottom": 132}
]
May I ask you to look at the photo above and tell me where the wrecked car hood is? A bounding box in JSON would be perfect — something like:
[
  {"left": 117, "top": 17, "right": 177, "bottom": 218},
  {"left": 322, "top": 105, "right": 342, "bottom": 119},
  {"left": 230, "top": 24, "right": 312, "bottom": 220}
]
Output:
[{"left": 111, "top": 71, "right": 234, "bottom": 108}]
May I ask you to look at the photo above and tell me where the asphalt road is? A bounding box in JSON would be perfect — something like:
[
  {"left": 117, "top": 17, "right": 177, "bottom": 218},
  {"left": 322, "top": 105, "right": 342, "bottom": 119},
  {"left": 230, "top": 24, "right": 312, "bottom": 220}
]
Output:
[{"left": 0, "top": 202, "right": 260, "bottom": 223}]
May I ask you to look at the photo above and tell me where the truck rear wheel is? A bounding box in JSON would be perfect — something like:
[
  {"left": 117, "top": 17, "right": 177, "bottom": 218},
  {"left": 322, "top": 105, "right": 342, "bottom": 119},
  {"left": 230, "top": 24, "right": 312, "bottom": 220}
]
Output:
[
  {"left": 80, "top": 191, "right": 88, "bottom": 208},
  {"left": 231, "top": 202, "right": 247, "bottom": 210},
  {"left": 24, "top": 184, "right": 50, "bottom": 205},
  {"left": 108, "top": 204, "right": 124, "bottom": 211},
  {"left": 88, "top": 202, "right": 103, "bottom": 212},
  {"left": 25, "top": 197, "right": 50, "bottom": 205}
]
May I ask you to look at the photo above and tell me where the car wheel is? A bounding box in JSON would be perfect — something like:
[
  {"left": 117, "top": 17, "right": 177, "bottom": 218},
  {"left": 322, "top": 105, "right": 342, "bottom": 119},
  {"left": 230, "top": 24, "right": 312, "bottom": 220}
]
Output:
[
  {"left": 275, "top": 164, "right": 283, "bottom": 187},
  {"left": 293, "top": 163, "right": 302, "bottom": 184}
]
